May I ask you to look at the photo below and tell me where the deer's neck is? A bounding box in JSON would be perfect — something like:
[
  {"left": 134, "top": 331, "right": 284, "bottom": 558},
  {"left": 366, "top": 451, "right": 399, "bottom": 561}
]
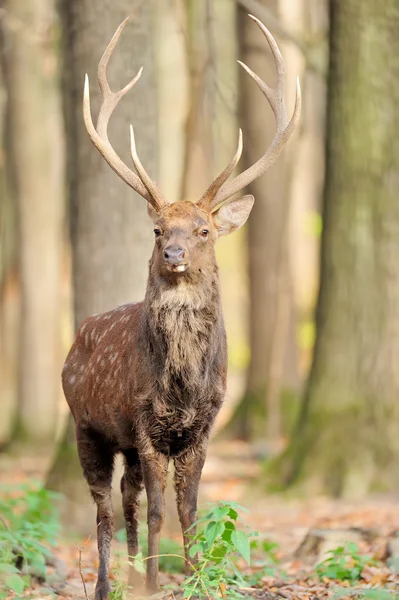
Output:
[{"left": 142, "top": 266, "right": 224, "bottom": 387}]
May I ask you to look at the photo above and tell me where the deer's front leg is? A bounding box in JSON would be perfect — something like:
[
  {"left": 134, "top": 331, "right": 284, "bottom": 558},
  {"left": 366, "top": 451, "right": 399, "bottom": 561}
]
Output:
[
  {"left": 141, "top": 451, "right": 169, "bottom": 593},
  {"left": 174, "top": 442, "right": 207, "bottom": 573}
]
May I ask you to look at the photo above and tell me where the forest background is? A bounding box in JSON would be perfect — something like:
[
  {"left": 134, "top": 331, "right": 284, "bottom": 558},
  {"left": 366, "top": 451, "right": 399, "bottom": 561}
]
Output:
[{"left": 1, "top": 0, "right": 399, "bottom": 596}]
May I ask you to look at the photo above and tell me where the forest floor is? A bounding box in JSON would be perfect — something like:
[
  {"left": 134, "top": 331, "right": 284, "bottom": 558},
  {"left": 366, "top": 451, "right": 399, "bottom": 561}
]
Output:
[{"left": 2, "top": 440, "right": 399, "bottom": 600}]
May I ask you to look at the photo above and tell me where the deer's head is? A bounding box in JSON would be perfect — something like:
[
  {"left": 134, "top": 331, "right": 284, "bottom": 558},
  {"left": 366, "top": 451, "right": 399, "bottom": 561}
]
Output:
[{"left": 83, "top": 15, "right": 301, "bottom": 279}]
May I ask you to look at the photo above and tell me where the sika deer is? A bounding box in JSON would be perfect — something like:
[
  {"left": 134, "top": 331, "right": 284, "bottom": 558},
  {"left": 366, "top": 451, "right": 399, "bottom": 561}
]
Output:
[{"left": 62, "top": 14, "right": 300, "bottom": 599}]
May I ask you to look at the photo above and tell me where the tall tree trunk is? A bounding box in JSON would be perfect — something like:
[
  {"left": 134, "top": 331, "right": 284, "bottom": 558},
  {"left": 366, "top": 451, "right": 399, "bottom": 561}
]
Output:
[
  {"left": 226, "top": 1, "right": 299, "bottom": 444},
  {"left": 0, "top": 39, "right": 18, "bottom": 447},
  {"left": 157, "top": 0, "right": 188, "bottom": 203},
  {"left": 270, "top": 0, "right": 399, "bottom": 496},
  {"left": 180, "top": 0, "right": 214, "bottom": 200},
  {"left": 3, "top": 0, "right": 64, "bottom": 447},
  {"left": 47, "top": 0, "right": 159, "bottom": 528},
  {"left": 287, "top": 0, "right": 327, "bottom": 375}
]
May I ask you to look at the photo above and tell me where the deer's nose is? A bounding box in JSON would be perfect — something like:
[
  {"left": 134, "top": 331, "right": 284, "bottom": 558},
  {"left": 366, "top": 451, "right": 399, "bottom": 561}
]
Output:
[{"left": 164, "top": 245, "right": 186, "bottom": 265}]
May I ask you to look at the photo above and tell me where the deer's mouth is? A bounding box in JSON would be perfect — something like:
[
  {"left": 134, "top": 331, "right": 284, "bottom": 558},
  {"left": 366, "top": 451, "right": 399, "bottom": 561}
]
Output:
[{"left": 167, "top": 263, "right": 188, "bottom": 273}]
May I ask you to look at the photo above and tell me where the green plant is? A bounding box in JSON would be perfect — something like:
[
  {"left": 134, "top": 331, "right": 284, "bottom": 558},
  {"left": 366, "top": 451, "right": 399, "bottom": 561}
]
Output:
[
  {"left": 0, "top": 482, "right": 61, "bottom": 597},
  {"left": 117, "top": 501, "right": 256, "bottom": 599},
  {"left": 181, "top": 501, "right": 253, "bottom": 599},
  {"left": 109, "top": 552, "right": 128, "bottom": 600},
  {"left": 245, "top": 538, "right": 285, "bottom": 586},
  {"left": 316, "top": 542, "right": 375, "bottom": 584},
  {"left": 116, "top": 527, "right": 184, "bottom": 574}
]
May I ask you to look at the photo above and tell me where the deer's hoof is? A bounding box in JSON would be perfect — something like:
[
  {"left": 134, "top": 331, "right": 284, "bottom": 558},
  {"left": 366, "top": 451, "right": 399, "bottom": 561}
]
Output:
[{"left": 95, "top": 579, "right": 110, "bottom": 600}]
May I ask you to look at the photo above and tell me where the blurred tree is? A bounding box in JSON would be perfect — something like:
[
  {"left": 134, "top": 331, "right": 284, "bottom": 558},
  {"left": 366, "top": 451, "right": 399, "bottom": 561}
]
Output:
[
  {"left": 285, "top": 0, "right": 327, "bottom": 375},
  {"left": 1, "top": 0, "right": 64, "bottom": 448},
  {"left": 47, "top": 0, "right": 159, "bottom": 525},
  {"left": 271, "top": 0, "right": 399, "bottom": 496},
  {"left": 157, "top": 0, "right": 188, "bottom": 203},
  {"left": 226, "top": 0, "right": 300, "bottom": 444},
  {"left": 181, "top": 0, "right": 213, "bottom": 200},
  {"left": 0, "top": 30, "right": 18, "bottom": 447}
]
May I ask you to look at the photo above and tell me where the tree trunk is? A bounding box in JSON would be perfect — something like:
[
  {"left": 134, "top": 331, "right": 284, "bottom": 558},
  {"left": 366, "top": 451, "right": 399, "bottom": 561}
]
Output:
[
  {"left": 287, "top": 0, "right": 327, "bottom": 375},
  {"left": 47, "top": 0, "right": 159, "bottom": 527},
  {"left": 0, "top": 40, "right": 18, "bottom": 447},
  {"left": 180, "top": 0, "right": 214, "bottom": 201},
  {"left": 270, "top": 0, "right": 399, "bottom": 497},
  {"left": 226, "top": 1, "right": 299, "bottom": 444},
  {"left": 157, "top": 0, "right": 188, "bottom": 203},
  {"left": 3, "top": 0, "right": 64, "bottom": 447}
]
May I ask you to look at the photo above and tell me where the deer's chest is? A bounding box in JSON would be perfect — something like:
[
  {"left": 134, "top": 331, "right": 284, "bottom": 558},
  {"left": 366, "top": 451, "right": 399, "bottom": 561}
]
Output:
[
  {"left": 143, "top": 375, "right": 224, "bottom": 457},
  {"left": 146, "top": 399, "right": 218, "bottom": 457}
]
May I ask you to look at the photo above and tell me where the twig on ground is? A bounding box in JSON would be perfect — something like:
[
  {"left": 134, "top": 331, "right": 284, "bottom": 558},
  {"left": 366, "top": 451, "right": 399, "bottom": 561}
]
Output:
[{"left": 76, "top": 544, "right": 89, "bottom": 600}]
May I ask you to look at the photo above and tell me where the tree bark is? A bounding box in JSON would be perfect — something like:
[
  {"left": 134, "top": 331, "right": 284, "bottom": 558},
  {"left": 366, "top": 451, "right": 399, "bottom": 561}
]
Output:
[
  {"left": 0, "top": 40, "right": 18, "bottom": 447},
  {"left": 47, "top": 0, "right": 159, "bottom": 525},
  {"left": 286, "top": 0, "right": 327, "bottom": 375},
  {"left": 270, "top": 0, "right": 399, "bottom": 496},
  {"left": 180, "top": 0, "right": 214, "bottom": 201},
  {"left": 226, "top": 0, "right": 299, "bottom": 443},
  {"left": 2, "top": 0, "right": 64, "bottom": 446}
]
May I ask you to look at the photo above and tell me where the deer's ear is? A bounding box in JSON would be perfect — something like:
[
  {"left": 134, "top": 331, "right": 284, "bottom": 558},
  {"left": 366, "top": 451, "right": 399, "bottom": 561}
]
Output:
[
  {"left": 147, "top": 203, "right": 158, "bottom": 223},
  {"left": 212, "top": 195, "right": 254, "bottom": 237}
]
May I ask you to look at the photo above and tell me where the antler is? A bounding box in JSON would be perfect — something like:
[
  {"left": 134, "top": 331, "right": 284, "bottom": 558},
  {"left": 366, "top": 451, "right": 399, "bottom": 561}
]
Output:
[
  {"left": 83, "top": 17, "right": 167, "bottom": 212},
  {"left": 201, "top": 14, "right": 301, "bottom": 213},
  {"left": 196, "top": 130, "right": 243, "bottom": 212}
]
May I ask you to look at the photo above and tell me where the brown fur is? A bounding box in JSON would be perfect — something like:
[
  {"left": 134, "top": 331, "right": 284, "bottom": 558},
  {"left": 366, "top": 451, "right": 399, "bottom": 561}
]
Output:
[{"left": 63, "top": 202, "right": 230, "bottom": 598}]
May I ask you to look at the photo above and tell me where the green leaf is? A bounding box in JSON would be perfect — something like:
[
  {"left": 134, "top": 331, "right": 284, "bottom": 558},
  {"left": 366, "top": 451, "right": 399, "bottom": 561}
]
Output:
[
  {"left": 220, "top": 501, "right": 249, "bottom": 513},
  {"left": 228, "top": 508, "right": 238, "bottom": 521},
  {"left": 231, "top": 530, "right": 250, "bottom": 565},
  {"left": 205, "top": 506, "right": 230, "bottom": 521},
  {"left": 204, "top": 521, "right": 224, "bottom": 548},
  {"left": 6, "top": 573, "right": 26, "bottom": 594},
  {"left": 188, "top": 543, "right": 203, "bottom": 558},
  {"left": 0, "top": 563, "right": 19, "bottom": 573},
  {"left": 128, "top": 552, "right": 145, "bottom": 575},
  {"left": 346, "top": 541, "right": 359, "bottom": 554}
]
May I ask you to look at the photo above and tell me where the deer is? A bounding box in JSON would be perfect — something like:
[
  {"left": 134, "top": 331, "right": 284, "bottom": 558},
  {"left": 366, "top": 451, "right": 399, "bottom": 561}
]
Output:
[{"left": 62, "top": 13, "right": 300, "bottom": 600}]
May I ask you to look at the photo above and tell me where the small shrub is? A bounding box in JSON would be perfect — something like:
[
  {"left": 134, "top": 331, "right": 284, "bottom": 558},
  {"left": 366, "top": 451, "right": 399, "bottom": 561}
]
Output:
[
  {"left": 245, "top": 538, "right": 286, "bottom": 585},
  {"left": 181, "top": 500, "right": 254, "bottom": 599},
  {"left": 116, "top": 501, "right": 256, "bottom": 600},
  {"left": 0, "top": 482, "right": 61, "bottom": 597},
  {"left": 316, "top": 542, "right": 375, "bottom": 584}
]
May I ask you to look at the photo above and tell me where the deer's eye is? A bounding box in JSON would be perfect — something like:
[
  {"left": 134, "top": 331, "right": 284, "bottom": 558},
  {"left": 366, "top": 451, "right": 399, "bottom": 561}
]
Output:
[
  {"left": 199, "top": 229, "right": 209, "bottom": 239},
  {"left": 154, "top": 228, "right": 162, "bottom": 237}
]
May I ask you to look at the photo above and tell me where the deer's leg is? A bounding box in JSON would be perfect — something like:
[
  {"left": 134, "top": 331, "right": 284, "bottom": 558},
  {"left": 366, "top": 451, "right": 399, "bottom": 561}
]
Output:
[
  {"left": 77, "top": 427, "right": 115, "bottom": 600},
  {"left": 120, "top": 448, "right": 144, "bottom": 589},
  {"left": 174, "top": 443, "right": 207, "bottom": 574},
  {"left": 140, "top": 451, "right": 169, "bottom": 593}
]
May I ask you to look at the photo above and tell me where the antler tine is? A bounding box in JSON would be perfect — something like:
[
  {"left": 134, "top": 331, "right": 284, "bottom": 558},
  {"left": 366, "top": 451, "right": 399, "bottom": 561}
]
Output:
[
  {"left": 130, "top": 126, "right": 167, "bottom": 206},
  {"left": 83, "top": 17, "right": 167, "bottom": 211},
  {"left": 212, "top": 14, "right": 301, "bottom": 208},
  {"left": 197, "top": 129, "right": 243, "bottom": 211}
]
